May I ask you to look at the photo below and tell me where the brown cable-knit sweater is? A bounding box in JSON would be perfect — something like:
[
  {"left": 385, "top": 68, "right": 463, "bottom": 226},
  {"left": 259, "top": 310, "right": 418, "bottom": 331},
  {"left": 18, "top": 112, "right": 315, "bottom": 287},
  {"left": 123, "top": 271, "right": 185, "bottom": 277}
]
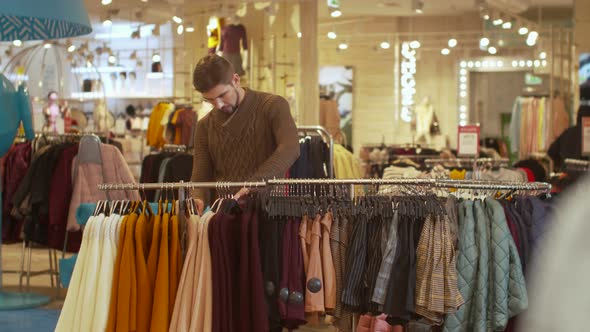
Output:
[{"left": 190, "top": 88, "right": 300, "bottom": 202}]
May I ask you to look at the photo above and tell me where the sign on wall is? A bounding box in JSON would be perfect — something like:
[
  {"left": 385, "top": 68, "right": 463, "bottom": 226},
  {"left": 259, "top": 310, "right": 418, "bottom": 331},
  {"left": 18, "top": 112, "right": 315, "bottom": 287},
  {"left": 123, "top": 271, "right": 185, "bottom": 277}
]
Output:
[{"left": 457, "top": 124, "right": 480, "bottom": 156}]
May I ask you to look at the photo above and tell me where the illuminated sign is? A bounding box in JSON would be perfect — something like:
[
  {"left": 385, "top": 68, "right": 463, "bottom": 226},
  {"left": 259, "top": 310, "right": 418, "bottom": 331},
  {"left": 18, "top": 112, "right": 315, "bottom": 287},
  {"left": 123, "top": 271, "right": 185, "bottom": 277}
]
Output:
[{"left": 400, "top": 42, "right": 416, "bottom": 123}]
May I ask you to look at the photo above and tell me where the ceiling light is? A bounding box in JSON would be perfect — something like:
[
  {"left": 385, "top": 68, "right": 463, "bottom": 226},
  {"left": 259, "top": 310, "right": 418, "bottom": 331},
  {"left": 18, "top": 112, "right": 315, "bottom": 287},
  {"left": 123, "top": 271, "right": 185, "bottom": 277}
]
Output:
[
  {"left": 483, "top": 14, "right": 490, "bottom": 20},
  {"left": 534, "top": 60, "right": 541, "bottom": 67},
  {"left": 327, "top": 31, "right": 337, "bottom": 39},
  {"left": 412, "top": 0, "right": 424, "bottom": 14},
  {"left": 338, "top": 43, "right": 348, "bottom": 50},
  {"left": 380, "top": 41, "right": 390, "bottom": 49},
  {"left": 152, "top": 53, "right": 161, "bottom": 62},
  {"left": 542, "top": 60, "right": 547, "bottom": 67},
  {"left": 172, "top": 15, "right": 183, "bottom": 24},
  {"left": 441, "top": 48, "right": 450, "bottom": 55},
  {"left": 12, "top": 39, "right": 22, "bottom": 47},
  {"left": 101, "top": 0, "right": 112, "bottom": 5},
  {"left": 108, "top": 54, "right": 116, "bottom": 64},
  {"left": 526, "top": 38, "right": 537, "bottom": 46},
  {"left": 409, "top": 40, "right": 420, "bottom": 49},
  {"left": 493, "top": 18, "right": 503, "bottom": 26},
  {"left": 297, "top": 32, "right": 302, "bottom": 38},
  {"left": 448, "top": 38, "right": 457, "bottom": 48},
  {"left": 141, "top": 0, "right": 148, "bottom": 2},
  {"left": 479, "top": 37, "right": 490, "bottom": 47},
  {"left": 331, "top": 9, "right": 342, "bottom": 18},
  {"left": 103, "top": 18, "right": 112, "bottom": 26},
  {"left": 488, "top": 46, "right": 497, "bottom": 54},
  {"left": 498, "top": 39, "right": 505, "bottom": 46},
  {"left": 186, "top": 23, "right": 195, "bottom": 32},
  {"left": 68, "top": 44, "right": 76, "bottom": 52},
  {"left": 539, "top": 51, "right": 547, "bottom": 59},
  {"left": 502, "top": 21, "right": 512, "bottom": 29},
  {"left": 177, "top": 24, "right": 184, "bottom": 35},
  {"left": 518, "top": 27, "right": 529, "bottom": 35},
  {"left": 43, "top": 42, "right": 52, "bottom": 49},
  {"left": 512, "top": 60, "right": 518, "bottom": 67}
]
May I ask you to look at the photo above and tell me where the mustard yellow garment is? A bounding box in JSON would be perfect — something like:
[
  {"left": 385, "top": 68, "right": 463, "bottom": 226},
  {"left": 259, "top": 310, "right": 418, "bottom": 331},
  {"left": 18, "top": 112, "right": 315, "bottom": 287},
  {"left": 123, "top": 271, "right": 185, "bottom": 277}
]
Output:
[
  {"left": 135, "top": 204, "right": 152, "bottom": 332},
  {"left": 147, "top": 201, "right": 164, "bottom": 289},
  {"left": 116, "top": 212, "right": 139, "bottom": 332},
  {"left": 147, "top": 103, "right": 171, "bottom": 148},
  {"left": 450, "top": 169, "right": 466, "bottom": 180},
  {"left": 151, "top": 208, "right": 170, "bottom": 331}
]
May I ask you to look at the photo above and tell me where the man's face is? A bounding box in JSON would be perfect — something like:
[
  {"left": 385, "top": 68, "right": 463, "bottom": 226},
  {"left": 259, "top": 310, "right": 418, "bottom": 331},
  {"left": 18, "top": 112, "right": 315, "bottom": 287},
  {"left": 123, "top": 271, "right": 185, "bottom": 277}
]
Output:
[{"left": 202, "top": 76, "right": 239, "bottom": 114}]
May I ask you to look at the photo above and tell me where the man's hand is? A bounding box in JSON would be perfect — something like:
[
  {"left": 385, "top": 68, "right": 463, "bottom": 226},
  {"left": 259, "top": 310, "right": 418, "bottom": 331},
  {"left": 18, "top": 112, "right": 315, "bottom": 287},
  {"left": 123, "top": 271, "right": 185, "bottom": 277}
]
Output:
[
  {"left": 192, "top": 198, "right": 205, "bottom": 215},
  {"left": 233, "top": 187, "right": 250, "bottom": 201}
]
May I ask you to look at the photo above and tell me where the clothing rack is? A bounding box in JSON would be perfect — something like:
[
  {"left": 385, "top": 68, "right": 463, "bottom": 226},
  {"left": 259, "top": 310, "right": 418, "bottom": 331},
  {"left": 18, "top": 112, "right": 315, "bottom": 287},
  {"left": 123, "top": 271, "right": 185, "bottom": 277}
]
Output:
[
  {"left": 297, "top": 125, "right": 334, "bottom": 178},
  {"left": 424, "top": 157, "right": 510, "bottom": 169},
  {"left": 162, "top": 144, "right": 187, "bottom": 153},
  {"left": 564, "top": 158, "right": 589, "bottom": 171},
  {"left": 97, "top": 178, "right": 551, "bottom": 193}
]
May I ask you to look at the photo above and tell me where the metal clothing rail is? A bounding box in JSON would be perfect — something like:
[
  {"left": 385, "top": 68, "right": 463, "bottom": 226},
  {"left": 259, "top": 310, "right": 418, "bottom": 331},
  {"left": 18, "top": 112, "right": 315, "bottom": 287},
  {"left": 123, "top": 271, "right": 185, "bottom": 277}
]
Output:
[
  {"left": 424, "top": 157, "right": 510, "bottom": 168},
  {"left": 564, "top": 158, "right": 589, "bottom": 171},
  {"left": 297, "top": 125, "right": 334, "bottom": 178},
  {"left": 162, "top": 144, "right": 187, "bottom": 153},
  {"left": 98, "top": 178, "right": 551, "bottom": 192}
]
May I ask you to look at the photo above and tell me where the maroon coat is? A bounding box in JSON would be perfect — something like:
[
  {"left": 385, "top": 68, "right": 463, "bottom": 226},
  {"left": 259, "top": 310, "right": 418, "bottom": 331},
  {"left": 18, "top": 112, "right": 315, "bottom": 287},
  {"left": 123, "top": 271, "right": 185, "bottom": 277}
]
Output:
[{"left": 2, "top": 143, "right": 31, "bottom": 242}]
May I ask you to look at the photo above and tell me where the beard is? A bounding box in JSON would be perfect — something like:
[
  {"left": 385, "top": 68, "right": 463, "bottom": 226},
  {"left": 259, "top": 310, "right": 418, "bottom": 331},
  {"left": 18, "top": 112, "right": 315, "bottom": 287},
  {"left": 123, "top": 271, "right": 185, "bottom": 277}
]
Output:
[{"left": 219, "top": 86, "right": 240, "bottom": 114}]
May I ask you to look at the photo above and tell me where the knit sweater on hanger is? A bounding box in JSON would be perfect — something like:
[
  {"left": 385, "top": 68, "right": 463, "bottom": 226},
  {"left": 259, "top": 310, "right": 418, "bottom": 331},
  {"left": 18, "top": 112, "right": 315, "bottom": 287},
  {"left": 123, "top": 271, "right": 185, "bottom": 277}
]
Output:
[{"left": 191, "top": 88, "right": 300, "bottom": 202}]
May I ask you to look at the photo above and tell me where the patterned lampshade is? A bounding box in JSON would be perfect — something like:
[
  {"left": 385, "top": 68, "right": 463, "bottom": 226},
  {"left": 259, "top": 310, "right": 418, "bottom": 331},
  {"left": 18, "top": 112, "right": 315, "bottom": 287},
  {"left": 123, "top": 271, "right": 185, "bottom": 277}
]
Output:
[{"left": 0, "top": 0, "right": 92, "bottom": 41}]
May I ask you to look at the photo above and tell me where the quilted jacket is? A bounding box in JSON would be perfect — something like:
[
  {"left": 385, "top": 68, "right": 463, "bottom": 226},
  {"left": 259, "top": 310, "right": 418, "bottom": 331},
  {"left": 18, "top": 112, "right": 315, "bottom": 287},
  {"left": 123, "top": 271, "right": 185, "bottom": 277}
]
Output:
[
  {"left": 444, "top": 199, "right": 528, "bottom": 332},
  {"left": 485, "top": 199, "right": 528, "bottom": 331}
]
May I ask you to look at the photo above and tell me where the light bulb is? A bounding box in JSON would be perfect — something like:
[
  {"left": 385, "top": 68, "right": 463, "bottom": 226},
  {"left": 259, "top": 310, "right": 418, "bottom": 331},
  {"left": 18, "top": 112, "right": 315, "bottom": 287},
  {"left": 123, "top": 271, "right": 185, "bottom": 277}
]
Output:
[
  {"left": 441, "top": 48, "right": 450, "bottom": 55},
  {"left": 108, "top": 54, "right": 116, "bottom": 64},
  {"left": 460, "top": 69, "right": 467, "bottom": 75},
  {"left": 483, "top": 14, "right": 490, "bottom": 20},
  {"left": 497, "top": 61, "right": 503, "bottom": 67},
  {"left": 409, "top": 40, "right": 420, "bottom": 49},
  {"left": 542, "top": 60, "right": 547, "bottom": 67},
  {"left": 448, "top": 38, "right": 457, "bottom": 48},
  {"left": 460, "top": 61, "right": 467, "bottom": 68},
  {"left": 101, "top": 0, "right": 112, "bottom": 5},
  {"left": 331, "top": 10, "right": 342, "bottom": 17},
  {"left": 512, "top": 60, "right": 518, "bottom": 67},
  {"left": 502, "top": 22, "right": 512, "bottom": 29},
  {"left": 68, "top": 45, "right": 76, "bottom": 52},
  {"left": 172, "top": 15, "right": 183, "bottom": 24},
  {"left": 12, "top": 39, "right": 22, "bottom": 47},
  {"left": 43, "top": 42, "right": 52, "bottom": 49},
  {"left": 493, "top": 18, "right": 503, "bottom": 26},
  {"left": 380, "top": 41, "right": 390, "bottom": 49},
  {"left": 338, "top": 43, "right": 348, "bottom": 50},
  {"left": 527, "top": 60, "right": 533, "bottom": 67},
  {"left": 103, "top": 18, "right": 112, "bottom": 27},
  {"left": 297, "top": 32, "right": 302, "bottom": 38},
  {"left": 534, "top": 60, "right": 541, "bottom": 67},
  {"left": 177, "top": 24, "right": 184, "bottom": 35},
  {"left": 152, "top": 53, "right": 161, "bottom": 62},
  {"left": 519, "top": 60, "right": 526, "bottom": 67},
  {"left": 518, "top": 27, "right": 529, "bottom": 35},
  {"left": 528, "top": 31, "right": 539, "bottom": 39},
  {"left": 480, "top": 37, "right": 490, "bottom": 47},
  {"left": 526, "top": 38, "right": 537, "bottom": 46},
  {"left": 327, "top": 31, "right": 337, "bottom": 39},
  {"left": 539, "top": 51, "right": 547, "bottom": 59},
  {"left": 488, "top": 46, "right": 497, "bottom": 54}
]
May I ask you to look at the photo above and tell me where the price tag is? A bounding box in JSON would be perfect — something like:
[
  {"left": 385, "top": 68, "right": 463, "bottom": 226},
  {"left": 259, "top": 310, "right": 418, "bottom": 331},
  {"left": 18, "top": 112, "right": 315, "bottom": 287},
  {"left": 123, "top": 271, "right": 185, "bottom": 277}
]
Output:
[
  {"left": 457, "top": 124, "right": 480, "bottom": 156},
  {"left": 582, "top": 117, "right": 590, "bottom": 156}
]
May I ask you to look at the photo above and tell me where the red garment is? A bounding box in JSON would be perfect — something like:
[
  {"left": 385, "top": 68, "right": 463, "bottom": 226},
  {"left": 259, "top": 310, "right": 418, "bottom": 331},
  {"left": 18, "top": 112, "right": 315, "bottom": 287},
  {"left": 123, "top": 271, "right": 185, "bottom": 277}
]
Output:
[
  {"left": 48, "top": 144, "right": 81, "bottom": 252},
  {"left": 278, "top": 218, "right": 306, "bottom": 330},
  {"left": 175, "top": 109, "right": 196, "bottom": 148},
  {"left": 2, "top": 143, "right": 31, "bottom": 242},
  {"left": 220, "top": 24, "right": 248, "bottom": 53},
  {"left": 518, "top": 167, "right": 535, "bottom": 182},
  {"left": 209, "top": 199, "right": 269, "bottom": 332}
]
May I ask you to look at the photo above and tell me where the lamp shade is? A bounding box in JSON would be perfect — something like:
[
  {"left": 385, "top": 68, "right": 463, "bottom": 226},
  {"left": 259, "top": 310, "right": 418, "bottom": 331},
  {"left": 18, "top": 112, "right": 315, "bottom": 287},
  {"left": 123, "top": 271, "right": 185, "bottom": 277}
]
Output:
[{"left": 0, "top": 0, "right": 92, "bottom": 41}]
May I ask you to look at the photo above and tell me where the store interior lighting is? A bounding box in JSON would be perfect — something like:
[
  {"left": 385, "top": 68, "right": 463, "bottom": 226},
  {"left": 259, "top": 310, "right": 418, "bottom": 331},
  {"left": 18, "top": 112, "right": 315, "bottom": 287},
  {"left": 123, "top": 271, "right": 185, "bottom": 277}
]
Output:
[
  {"left": 539, "top": 51, "right": 547, "bottom": 59},
  {"left": 68, "top": 44, "right": 76, "bottom": 52},
  {"left": 338, "top": 42, "right": 348, "bottom": 50},
  {"left": 479, "top": 37, "right": 490, "bottom": 50},
  {"left": 380, "top": 41, "right": 390, "bottom": 49},
  {"left": 526, "top": 30, "right": 538, "bottom": 46},
  {"left": 518, "top": 26, "right": 529, "bottom": 35},
  {"left": 101, "top": 0, "right": 112, "bottom": 5},
  {"left": 448, "top": 38, "right": 457, "bottom": 48},
  {"left": 412, "top": 0, "right": 424, "bottom": 14},
  {"left": 12, "top": 39, "right": 22, "bottom": 47},
  {"left": 502, "top": 21, "right": 512, "bottom": 29},
  {"left": 43, "top": 41, "right": 52, "bottom": 49},
  {"left": 409, "top": 40, "right": 420, "bottom": 49},
  {"left": 488, "top": 46, "right": 497, "bottom": 54},
  {"left": 172, "top": 9, "right": 183, "bottom": 24},
  {"left": 186, "top": 23, "right": 195, "bottom": 32},
  {"left": 108, "top": 53, "right": 117, "bottom": 64},
  {"left": 441, "top": 48, "right": 450, "bottom": 55},
  {"left": 330, "top": 9, "right": 342, "bottom": 18},
  {"left": 152, "top": 52, "right": 161, "bottom": 62},
  {"left": 177, "top": 24, "right": 184, "bottom": 35},
  {"left": 297, "top": 32, "right": 302, "bottom": 38},
  {"left": 493, "top": 18, "right": 503, "bottom": 26},
  {"left": 327, "top": 31, "right": 337, "bottom": 39}
]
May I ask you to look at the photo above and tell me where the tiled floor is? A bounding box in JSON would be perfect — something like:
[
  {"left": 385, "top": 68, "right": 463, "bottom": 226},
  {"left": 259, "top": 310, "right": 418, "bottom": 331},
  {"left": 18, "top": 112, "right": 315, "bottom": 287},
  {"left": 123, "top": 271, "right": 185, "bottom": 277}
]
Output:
[{"left": 1, "top": 243, "right": 64, "bottom": 332}]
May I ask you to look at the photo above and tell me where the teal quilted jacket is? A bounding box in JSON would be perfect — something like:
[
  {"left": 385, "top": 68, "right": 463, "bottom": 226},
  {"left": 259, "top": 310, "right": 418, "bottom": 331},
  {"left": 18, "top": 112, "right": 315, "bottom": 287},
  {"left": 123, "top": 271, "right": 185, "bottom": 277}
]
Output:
[{"left": 443, "top": 199, "right": 528, "bottom": 332}]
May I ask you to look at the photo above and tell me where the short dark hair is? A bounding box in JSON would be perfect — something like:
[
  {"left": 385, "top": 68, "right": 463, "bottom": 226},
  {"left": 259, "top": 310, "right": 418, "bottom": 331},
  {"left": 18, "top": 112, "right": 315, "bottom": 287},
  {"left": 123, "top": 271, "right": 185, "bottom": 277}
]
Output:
[{"left": 192, "top": 54, "right": 235, "bottom": 92}]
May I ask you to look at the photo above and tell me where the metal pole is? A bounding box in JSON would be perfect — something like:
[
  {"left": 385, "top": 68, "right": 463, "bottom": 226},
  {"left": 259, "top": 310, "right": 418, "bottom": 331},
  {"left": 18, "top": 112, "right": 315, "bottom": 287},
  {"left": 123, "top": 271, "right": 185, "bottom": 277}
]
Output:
[{"left": 550, "top": 25, "right": 555, "bottom": 118}]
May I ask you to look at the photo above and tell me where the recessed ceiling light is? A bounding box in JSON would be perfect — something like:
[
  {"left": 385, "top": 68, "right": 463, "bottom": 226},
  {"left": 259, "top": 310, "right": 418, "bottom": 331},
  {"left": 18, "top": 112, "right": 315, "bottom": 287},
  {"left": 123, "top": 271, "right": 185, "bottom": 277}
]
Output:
[
  {"left": 448, "top": 38, "right": 457, "bottom": 48},
  {"left": 327, "top": 31, "right": 337, "bottom": 39},
  {"left": 441, "top": 48, "right": 450, "bottom": 55},
  {"left": 101, "top": 0, "right": 112, "bottom": 5},
  {"left": 380, "top": 41, "right": 390, "bottom": 49},
  {"left": 488, "top": 46, "right": 497, "bottom": 54},
  {"left": 331, "top": 10, "right": 342, "bottom": 18},
  {"left": 518, "top": 27, "right": 528, "bottom": 35},
  {"left": 338, "top": 43, "right": 348, "bottom": 50}
]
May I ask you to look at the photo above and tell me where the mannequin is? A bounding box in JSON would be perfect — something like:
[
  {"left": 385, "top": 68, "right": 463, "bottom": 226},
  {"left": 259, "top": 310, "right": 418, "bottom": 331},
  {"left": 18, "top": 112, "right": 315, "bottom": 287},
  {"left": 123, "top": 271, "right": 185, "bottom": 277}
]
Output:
[
  {"left": 43, "top": 91, "right": 65, "bottom": 132},
  {"left": 414, "top": 96, "right": 435, "bottom": 144},
  {"left": 219, "top": 15, "right": 248, "bottom": 76}
]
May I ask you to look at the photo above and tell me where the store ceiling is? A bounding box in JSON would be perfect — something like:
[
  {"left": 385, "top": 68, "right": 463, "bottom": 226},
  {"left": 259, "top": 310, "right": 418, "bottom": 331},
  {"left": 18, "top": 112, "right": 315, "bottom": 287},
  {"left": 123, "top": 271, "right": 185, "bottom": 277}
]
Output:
[{"left": 84, "top": 0, "right": 574, "bottom": 26}]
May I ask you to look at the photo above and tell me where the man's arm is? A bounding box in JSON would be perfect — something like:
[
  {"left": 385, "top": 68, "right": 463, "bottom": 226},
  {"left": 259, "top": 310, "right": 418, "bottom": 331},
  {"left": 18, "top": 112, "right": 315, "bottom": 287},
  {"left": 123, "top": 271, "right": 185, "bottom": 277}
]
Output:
[
  {"left": 190, "top": 117, "right": 214, "bottom": 202},
  {"left": 250, "top": 96, "right": 301, "bottom": 181}
]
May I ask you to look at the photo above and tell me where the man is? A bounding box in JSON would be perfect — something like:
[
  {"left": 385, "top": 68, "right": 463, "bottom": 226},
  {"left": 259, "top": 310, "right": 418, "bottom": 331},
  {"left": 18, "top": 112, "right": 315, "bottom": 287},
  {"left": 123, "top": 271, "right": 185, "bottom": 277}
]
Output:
[{"left": 190, "top": 54, "right": 300, "bottom": 204}]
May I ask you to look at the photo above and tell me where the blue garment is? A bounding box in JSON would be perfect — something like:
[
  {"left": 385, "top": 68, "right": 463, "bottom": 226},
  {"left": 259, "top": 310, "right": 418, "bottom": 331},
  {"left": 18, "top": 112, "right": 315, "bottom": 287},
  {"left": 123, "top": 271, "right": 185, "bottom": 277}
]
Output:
[{"left": 75, "top": 202, "right": 171, "bottom": 226}]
